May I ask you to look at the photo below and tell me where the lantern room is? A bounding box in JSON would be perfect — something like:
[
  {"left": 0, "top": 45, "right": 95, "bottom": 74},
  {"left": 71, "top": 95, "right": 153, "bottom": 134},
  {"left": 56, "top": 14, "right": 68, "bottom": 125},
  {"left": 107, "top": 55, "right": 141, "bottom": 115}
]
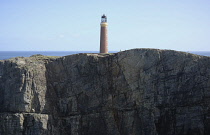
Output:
[{"left": 101, "top": 14, "right": 107, "bottom": 23}]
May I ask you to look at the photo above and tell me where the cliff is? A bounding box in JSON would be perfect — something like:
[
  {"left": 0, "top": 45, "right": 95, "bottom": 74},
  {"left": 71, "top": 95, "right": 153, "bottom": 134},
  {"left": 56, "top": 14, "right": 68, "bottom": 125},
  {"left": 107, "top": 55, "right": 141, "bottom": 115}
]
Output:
[{"left": 0, "top": 49, "right": 210, "bottom": 135}]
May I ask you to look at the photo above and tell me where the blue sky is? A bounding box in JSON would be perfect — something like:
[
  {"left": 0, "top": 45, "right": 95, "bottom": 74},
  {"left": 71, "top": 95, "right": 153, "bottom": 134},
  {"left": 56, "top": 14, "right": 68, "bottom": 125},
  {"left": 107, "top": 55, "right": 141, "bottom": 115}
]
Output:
[{"left": 0, "top": 0, "right": 210, "bottom": 51}]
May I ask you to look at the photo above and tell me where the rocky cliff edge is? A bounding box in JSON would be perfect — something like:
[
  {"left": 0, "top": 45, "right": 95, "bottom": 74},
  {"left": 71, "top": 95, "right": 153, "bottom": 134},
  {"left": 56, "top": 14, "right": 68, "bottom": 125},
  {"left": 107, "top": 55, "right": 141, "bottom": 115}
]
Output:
[{"left": 0, "top": 49, "right": 210, "bottom": 135}]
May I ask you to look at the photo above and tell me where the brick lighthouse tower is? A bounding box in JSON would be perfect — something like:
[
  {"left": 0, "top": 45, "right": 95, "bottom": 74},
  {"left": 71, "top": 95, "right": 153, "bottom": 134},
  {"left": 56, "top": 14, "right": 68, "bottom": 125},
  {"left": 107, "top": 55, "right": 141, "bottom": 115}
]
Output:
[{"left": 100, "top": 14, "right": 108, "bottom": 53}]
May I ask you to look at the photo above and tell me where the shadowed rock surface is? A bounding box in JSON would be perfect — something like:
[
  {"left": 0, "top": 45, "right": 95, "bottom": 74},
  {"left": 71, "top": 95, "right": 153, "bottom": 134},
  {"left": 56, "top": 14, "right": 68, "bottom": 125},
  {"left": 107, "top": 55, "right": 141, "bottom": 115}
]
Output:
[{"left": 0, "top": 49, "right": 210, "bottom": 135}]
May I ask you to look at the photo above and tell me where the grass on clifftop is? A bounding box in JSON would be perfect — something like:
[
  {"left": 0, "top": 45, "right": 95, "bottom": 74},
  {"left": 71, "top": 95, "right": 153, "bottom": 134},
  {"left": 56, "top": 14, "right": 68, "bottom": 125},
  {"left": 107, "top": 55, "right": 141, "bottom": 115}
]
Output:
[{"left": 30, "top": 54, "right": 60, "bottom": 60}]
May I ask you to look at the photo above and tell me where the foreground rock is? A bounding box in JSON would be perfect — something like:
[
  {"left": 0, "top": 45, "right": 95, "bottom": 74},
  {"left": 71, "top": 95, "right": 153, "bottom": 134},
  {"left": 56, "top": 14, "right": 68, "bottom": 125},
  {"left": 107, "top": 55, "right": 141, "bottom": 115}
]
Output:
[{"left": 0, "top": 49, "right": 210, "bottom": 135}]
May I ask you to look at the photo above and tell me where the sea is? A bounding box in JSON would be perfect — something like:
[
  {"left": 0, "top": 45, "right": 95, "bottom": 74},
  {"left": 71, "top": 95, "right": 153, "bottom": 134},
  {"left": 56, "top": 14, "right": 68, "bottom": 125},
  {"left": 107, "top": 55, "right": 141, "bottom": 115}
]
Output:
[{"left": 0, "top": 51, "right": 209, "bottom": 60}]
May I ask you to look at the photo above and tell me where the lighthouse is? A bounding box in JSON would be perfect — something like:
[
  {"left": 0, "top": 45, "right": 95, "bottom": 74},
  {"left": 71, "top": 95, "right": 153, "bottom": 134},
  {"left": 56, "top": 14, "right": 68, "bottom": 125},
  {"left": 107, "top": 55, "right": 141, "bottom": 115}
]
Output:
[{"left": 100, "top": 14, "right": 108, "bottom": 53}]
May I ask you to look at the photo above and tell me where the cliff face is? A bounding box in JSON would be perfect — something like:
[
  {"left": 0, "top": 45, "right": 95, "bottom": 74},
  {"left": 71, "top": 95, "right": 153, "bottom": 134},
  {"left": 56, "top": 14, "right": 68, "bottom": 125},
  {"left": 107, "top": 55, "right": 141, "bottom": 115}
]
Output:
[{"left": 0, "top": 49, "right": 210, "bottom": 135}]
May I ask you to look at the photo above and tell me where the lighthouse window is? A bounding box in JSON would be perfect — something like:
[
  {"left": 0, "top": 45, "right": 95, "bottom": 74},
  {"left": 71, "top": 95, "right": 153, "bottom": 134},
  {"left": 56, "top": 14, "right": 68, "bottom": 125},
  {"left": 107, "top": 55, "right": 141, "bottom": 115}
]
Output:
[{"left": 101, "top": 18, "right": 107, "bottom": 23}]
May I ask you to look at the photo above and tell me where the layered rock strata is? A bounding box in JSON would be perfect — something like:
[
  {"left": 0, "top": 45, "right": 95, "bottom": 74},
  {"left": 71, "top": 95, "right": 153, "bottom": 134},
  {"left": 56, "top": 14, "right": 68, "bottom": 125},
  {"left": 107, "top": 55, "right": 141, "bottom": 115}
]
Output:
[{"left": 0, "top": 49, "right": 210, "bottom": 135}]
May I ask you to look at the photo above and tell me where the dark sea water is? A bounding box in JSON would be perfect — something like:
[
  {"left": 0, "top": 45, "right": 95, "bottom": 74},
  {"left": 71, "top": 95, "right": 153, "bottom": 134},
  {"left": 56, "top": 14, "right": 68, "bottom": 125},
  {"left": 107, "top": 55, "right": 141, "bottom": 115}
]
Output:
[
  {"left": 0, "top": 51, "right": 209, "bottom": 60},
  {"left": 190, "top": 51, "right": 210, "bottom": 57}
]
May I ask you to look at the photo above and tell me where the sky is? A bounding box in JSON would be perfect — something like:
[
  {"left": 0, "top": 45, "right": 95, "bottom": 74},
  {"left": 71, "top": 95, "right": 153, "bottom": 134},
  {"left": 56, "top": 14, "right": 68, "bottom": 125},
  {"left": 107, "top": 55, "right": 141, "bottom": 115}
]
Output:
[{"left": 0, "top": 0, "right": 210, "bottom": 51}]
